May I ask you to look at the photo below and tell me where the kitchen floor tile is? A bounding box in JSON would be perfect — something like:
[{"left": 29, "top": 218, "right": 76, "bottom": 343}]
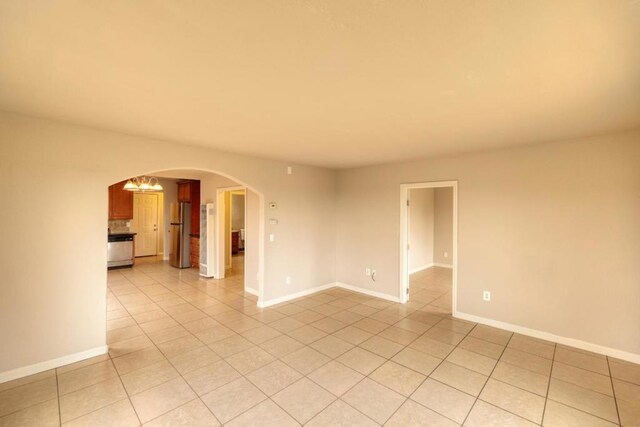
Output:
[
  {"left": 465, "top": 400, "right": 537, "bottom": 427},
  {"left": 543, "top": 400, "right": 617, "bottom": 427},
  {"left": 182, "top": 360, "right": 242, "bottom": 395},
  {"left": 129, "top": 377, "right": 196, "bottom": 424},
  {"left": 307, "top": 399, "right": 377, "bottom": 427},
  {"left": 272, "top": 378, "right": 335, "bottom": 424},
  {"left": 337, "top": 347, "right": 386, "bottom": 375},
  {"left": 547, "top": 378, "right": 618, "bottom": 423},
  {"left": 385, "top": 399, "right": 458, "bottom": 427},
  {"left": 245, "top": 360, "right": 302, "bottom": 396},
  {"left": 342, "top": 378, "right": 405, "bottom": 424},
  {"left": 307, "top": 360, "right": 364, "bottom": 396},
  {"left": 201, "top": 377, "right": 266, "bottom": 424},
  {"left": 411, "top": 378, "right": 475, "bottom": 424},
  {"left": 430, "top": 360, "right": 488, "bottom": 396},
  {"left": 225, "top": 399, "right": 298, "bottom": 427},
  {"left": 479, "top": 378, "right": 545, "bottom": 424},
  {"left": 144, "top": 398, "right": 220, "bottom": 426},
  {"left": 369, "top": 361, "right": 426, "bottom": 397},
  {"left": 59, "top": 377, "right": 127, "bottom": 423}
]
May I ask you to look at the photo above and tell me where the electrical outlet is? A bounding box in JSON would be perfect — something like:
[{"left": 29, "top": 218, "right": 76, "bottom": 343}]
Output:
[
  {"left": 483, "top": 291, "right": 491, "bottom": 301},
  {"left": 444, "top": 251, "right": 449, "bottom": 258},
  {"left": 286, "top": 276, "right": 291, "bottom": 285},
  {"left": 287, "top": 166, "right": 293, "bottom": 175},
  {"left": 365, "top": 268, "right": 371, "bottom": 276}
]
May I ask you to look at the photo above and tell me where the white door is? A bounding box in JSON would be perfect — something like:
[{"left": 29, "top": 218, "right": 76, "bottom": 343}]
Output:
[{"left": 133, "top": 193, "right": 158, "bottom": 257}]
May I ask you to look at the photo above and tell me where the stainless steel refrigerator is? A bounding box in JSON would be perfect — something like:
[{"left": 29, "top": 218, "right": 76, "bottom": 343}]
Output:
[{"left": 170, "top": 202, "right": 191, "bottom": 268}]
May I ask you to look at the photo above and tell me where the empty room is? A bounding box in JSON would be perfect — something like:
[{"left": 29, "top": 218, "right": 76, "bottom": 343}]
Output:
[{"left": 1, "top": 1, "right": 639, "bottom": 426}]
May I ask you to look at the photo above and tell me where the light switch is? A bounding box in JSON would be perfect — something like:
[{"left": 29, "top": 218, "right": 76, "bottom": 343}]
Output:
[{"left": 269, "top": 234, "right": 275, "bottom": 242}]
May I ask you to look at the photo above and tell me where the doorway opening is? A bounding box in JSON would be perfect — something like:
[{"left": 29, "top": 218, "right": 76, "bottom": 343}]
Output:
[
  {"left": 214, "top": 187, "right": 248, "bottom": 284},
  {"left": 400, "top": 181, "right": 457, "bottom": 315}
]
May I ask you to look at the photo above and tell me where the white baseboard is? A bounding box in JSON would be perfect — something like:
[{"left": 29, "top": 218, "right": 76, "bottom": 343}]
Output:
[
  {"left": 258, "top": 283, "right": 335, "bottom": 308},
  {"left": 335, "top": 282, "right": 401, "bottom": 303},
  {"left": 0, "top": 345, "right": 109, "bottom": 384},
  {"left": 244, "top": 287, "right": 258, "bottom": 297},
  {"left": 433, "top": 263, "right": 453, "bottom": 269},
  {"left": 409, "top": 263, "right": 434, "bottom": 275},
  {"left": 454, "top": 311, "right": 640, "bottom": 365},
  {"left": 258, "top": 281, "right": 401, "bottom": 308}
]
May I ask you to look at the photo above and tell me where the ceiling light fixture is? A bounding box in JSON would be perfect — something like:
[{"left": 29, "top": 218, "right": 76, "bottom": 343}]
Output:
[{"left": 123, "top": 176, "right": 163, "bottom": 192}]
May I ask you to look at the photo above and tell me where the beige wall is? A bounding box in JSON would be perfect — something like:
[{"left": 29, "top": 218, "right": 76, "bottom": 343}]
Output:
[
  {"left": 408, "top": 188, "right": 434, "bottom": 272},
  {"left": 245, "top": 190, "right": 260, "bottom": 293},
  {"left": 0, "top": 112, "right": 337, "bottom": 375},
  {"left": 337, "top": 130, "right": 640, "bottom": 356},
  {"left": 433, "top": 187, "right": 453, "bottom": 266}
]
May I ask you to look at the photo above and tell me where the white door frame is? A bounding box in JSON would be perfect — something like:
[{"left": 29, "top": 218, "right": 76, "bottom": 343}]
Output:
[{"left": 399, "top": 181, "right": 458, "bottom": 313}]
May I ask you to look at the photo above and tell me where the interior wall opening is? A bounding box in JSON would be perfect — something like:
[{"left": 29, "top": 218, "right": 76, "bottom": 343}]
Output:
[
  {"left": 400, "top": 181, "right": 457, "bottom": 313},
  {"left": 106, "top": 169, "right": 263, "bottom": 304},
  {"left": 407, "top": 187, "right": 454, "bottom": 314}
]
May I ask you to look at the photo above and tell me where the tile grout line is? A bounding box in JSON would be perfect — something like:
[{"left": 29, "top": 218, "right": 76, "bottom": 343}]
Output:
[
  {"left": 55, "top": 369, "right": 62, "bottom": 426},
  {"left": 606, "top": 356, "right": 622, "bottom": 426},
  {"left": 540, "top": 342, "right": 557, "bottom": 426},
  {"left": 461, "top": 327, "right": 515, "bottom": 426}
]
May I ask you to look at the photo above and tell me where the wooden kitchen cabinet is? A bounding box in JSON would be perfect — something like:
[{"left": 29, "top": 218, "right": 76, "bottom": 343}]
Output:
[
  {"left": 108, "top": 180, "right": 133, "bottom": 219},
  {"left": 177, "top": 180, "right": 201, "bottom": 235},
  {"left": 190, "top": 236, "right": 199, "bottom": 268},
  {"left": 231, "top": 231, "right": 239, "bottom": 254},
  {"left": 177, "top": 181, "right": 191, "bottom": 202}
]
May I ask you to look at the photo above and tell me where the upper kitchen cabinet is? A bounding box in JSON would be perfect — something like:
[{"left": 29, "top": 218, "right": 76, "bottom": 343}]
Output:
[
  {"left": 177, "top": 181, "right": 191, "bottom": 202},
  {"left": 108, "top": 180, "right": 133, "bottom": 219},
  {"left": 177, "top": 180, "right": 201, "bottom": 234}
]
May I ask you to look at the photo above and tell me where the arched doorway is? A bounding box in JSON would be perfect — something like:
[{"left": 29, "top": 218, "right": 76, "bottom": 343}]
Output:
[{"left": 106, "top": 168, "right": 265, "bottom": 304}]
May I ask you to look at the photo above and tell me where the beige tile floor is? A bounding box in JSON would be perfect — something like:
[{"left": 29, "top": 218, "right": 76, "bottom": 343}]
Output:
[{"left": 1, "top": 258, "right": 639, "bottom": 426}]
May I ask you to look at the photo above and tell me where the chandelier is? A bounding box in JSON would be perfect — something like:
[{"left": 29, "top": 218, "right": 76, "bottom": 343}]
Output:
[{"left": 123, "top": 176, "right": 163, "bottom": 192}]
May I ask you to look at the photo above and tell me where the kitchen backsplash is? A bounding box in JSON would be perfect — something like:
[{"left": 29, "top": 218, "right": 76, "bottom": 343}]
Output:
[{"left": 108, "top": 219, "right": 130, "bottom": 233}]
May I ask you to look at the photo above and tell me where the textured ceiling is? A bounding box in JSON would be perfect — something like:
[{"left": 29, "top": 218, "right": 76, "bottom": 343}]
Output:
[{"left": 1, "top": 0, "right": 639, "bottom": 168}]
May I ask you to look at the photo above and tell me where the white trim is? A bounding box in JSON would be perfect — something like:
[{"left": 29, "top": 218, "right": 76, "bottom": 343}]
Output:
[
  {"left": 433, "top": 263, "right": 453, "bottom": 269},
  {"left": 244, "top": 287, "right": 259, "bottom": 297},
  {"left": 455, "top": 311, "right": 640, "bottom": 365},
  {"left": 409, "top": 263, "right": 434, "bottom": 275},
  {"left": 335, "top": 282, "right": 401, "bottom": 303},
  {"left": 258, "top": 283, "right": 335, "bottom": 308},
  {"left": 258, "top": 282, "right": 402, "bottom": 308},
  {"left": 0, "top": 345, "right": 108, "bottom": 384},
  {"left": 400, "top": 181, "right": 458, "bottom": 310}
]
